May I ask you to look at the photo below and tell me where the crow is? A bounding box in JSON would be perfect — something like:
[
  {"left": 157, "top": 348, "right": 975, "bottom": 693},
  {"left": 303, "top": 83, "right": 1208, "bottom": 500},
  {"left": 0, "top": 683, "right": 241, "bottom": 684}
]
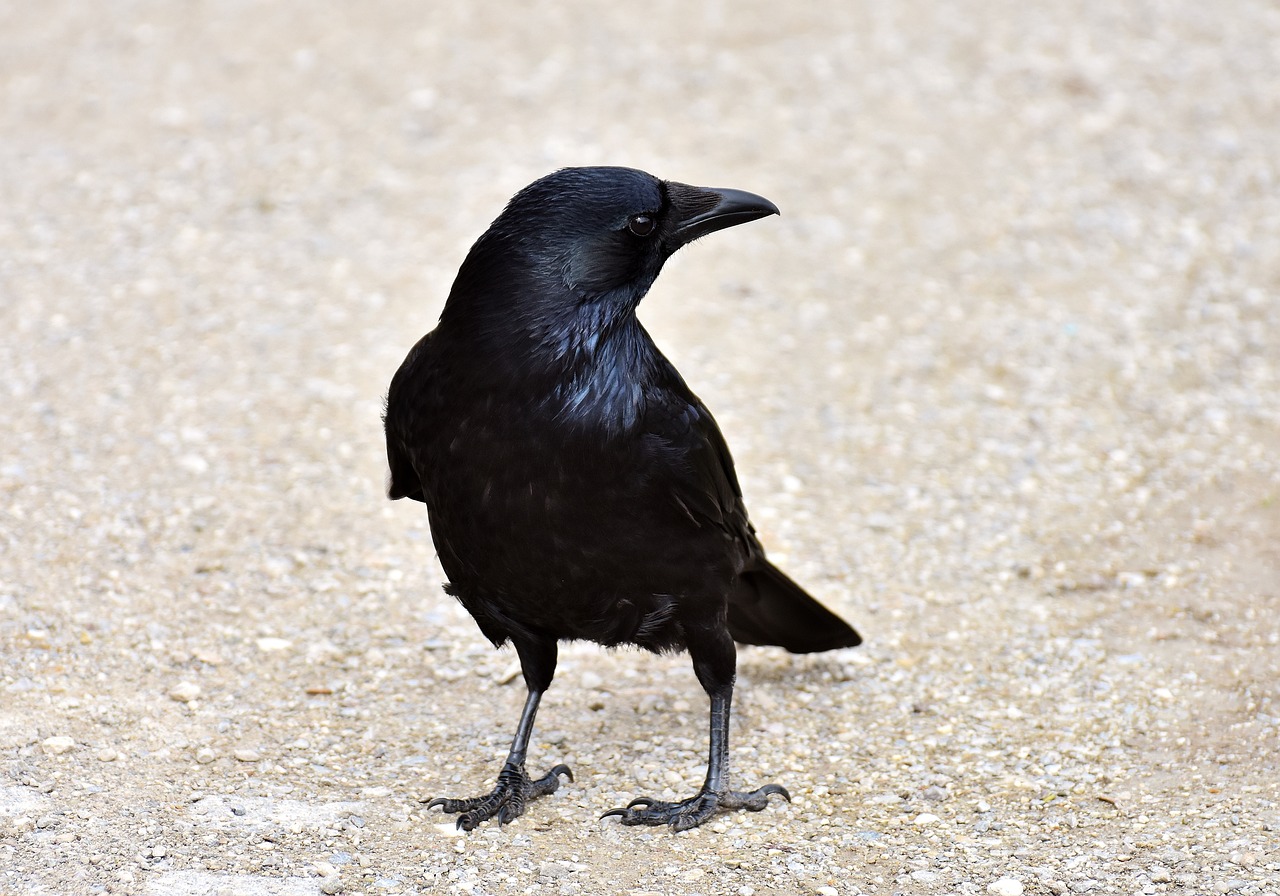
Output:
[{"left": 384, "top": 166, "right": 860, "bottom": 832}]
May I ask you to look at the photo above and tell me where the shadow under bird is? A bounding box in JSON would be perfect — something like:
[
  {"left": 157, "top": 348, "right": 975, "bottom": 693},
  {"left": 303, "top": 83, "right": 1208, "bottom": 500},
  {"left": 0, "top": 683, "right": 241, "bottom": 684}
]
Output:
[{"left": 383, "top": 166, "right": 861, "bottom": 831}]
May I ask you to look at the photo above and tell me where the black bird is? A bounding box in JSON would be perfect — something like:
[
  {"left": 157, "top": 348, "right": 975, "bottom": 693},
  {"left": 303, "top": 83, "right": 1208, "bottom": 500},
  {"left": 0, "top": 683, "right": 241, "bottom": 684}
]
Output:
[{"left": 384, "top": 166, "right": 860, "bottom": 832}]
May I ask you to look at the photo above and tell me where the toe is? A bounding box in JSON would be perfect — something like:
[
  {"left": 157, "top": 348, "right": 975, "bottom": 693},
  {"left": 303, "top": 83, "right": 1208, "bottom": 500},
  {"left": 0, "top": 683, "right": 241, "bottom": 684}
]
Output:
[
  {"left": 527, "top": 763, "right": 573, "bottom": 798},
  {"left": 425, "top": 762, "right": 571, "bottom": 830},
  {"left": 721, "top": 782, "right": 791, "bottom": 812},
  {"left": 759, "top": 783, "right": 791, "bottom": 802}
]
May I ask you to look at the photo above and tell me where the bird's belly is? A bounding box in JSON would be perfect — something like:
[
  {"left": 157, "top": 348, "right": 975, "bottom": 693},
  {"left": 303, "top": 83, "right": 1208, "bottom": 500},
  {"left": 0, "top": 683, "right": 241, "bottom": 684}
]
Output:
[{"left": 422, "top": 438, "right": 734, "bottom": 648}]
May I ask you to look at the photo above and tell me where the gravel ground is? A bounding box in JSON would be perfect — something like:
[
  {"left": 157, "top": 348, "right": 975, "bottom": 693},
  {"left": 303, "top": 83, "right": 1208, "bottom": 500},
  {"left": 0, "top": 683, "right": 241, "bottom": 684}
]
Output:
[{"left": 2, "top": 1, "right": 1278, "bottom": 894}]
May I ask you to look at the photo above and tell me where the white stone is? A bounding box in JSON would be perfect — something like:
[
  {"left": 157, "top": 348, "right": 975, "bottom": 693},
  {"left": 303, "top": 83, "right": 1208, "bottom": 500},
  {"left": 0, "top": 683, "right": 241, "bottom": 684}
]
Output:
[
  {"left": 42, "top": 736, "right": 75, "bottom": 755},
  {"left": 169, "top": 682, "right": 202, "bottom": 702},
  {"left": 989, "top": 878, "right": 1025, "bottom": 896}
]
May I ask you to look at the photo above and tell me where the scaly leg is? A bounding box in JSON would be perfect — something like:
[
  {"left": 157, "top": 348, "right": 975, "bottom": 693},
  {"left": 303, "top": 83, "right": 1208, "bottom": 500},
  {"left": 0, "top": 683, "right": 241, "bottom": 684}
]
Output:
[
  {"left": 603, "top": 625, "right": 789, "bottom": 831},
  {"left": 426, "top": 638, "right": 572, "bottom": 830}
]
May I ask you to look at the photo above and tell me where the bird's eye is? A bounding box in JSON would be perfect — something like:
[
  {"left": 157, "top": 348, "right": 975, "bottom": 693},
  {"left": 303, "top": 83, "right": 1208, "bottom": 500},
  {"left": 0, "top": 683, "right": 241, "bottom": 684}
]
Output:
[{"left": 627, "top": 214, "right": 656, "bottom": 237}]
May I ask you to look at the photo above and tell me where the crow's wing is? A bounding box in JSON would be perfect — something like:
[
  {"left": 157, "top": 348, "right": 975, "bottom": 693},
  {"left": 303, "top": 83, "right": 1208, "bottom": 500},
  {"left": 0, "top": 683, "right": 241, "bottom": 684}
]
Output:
[
  {"left": 383, "top": 332, "right": 434, "bottom": 503},
  {"left": 645, "top": 381, "right": 862, "bottom": 653},
  {"left": 645, "top": 386, "right": 755, "bottom": 548}
]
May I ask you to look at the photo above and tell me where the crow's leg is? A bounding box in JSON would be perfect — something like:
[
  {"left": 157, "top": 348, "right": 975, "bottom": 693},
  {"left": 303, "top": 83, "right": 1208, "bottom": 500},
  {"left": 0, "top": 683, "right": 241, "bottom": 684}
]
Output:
[
  {"left": 603, "top": 624, "right": 790, "bottom": 831},
  {"left": 426, "top": 637, "right": 572, "bottom": 830}
]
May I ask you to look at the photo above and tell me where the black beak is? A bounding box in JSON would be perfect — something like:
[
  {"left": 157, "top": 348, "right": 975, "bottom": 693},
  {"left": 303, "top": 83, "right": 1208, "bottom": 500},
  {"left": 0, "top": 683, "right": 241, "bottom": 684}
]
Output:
[{"left": 665, "top": 181, "right": 780, "bottom": 248}]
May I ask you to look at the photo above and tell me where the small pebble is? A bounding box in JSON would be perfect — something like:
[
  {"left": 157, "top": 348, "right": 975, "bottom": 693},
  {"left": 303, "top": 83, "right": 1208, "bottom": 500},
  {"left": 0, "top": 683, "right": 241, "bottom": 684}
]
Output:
[
  {"left": 988, "top": 878, "right": 1024, "bottom": 896},
  {"left": 234, "top": 749, "right": 261, "bottom": 762},
  {"left": 42, "top": 736, "right": 75, "bottom": 755},
  {"left": 914, "top": 813, "right": 940, "bottom": 826},
  {"left": 539, "top": 862, "right": 569, "bottom": 880},
  {"left": 168, "top": 682, "right": 201, "bottom": 703}
]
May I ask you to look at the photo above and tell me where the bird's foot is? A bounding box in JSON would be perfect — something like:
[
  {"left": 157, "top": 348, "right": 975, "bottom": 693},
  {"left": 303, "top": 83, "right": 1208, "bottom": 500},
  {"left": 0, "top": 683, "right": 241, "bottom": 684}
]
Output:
[
  {"left": 425, "top": 761, "right": 573, "bottom": 831},
  {"left": 602, "top": 782, "right": 790, "bottom": 832}
]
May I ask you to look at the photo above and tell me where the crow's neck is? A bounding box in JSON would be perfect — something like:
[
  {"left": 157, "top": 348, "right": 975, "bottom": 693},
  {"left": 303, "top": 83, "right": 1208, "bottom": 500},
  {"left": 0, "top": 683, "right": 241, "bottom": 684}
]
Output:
[
  {"left": 537, "top": 305, "right": 662, "bottom": 432},
  {"left": 440, "top": 246, "right": 669, "bottom": 430},
  {"left": 454, "top": 295, "right": 662, "bottom": 432}
]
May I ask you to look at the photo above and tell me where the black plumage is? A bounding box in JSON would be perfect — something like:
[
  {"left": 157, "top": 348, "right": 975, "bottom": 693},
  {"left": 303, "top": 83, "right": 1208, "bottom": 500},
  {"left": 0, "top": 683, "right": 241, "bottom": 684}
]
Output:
[{"left": 384, "top": 166, "right": 860, "bottom": 831}]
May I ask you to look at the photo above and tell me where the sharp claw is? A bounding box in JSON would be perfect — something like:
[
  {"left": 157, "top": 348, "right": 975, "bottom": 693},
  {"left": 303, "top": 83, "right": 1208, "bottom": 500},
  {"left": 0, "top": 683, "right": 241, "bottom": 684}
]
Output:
[
  {"left": 549, "top": 764, "right": 574, "bottom": 782},
  {"left": 626, "top": 797, "right": 654, "bottom": 809},
  {"left": 424, "top": 797, "right": 447, "bottom": 811},
  {"left": 600, "top": 808, "right": 628, "bottom": 820},
  {"left": 761, "top": 784, "right": 791, "bottom": 802},
  {"left": 671, "top": 814, "right": 700, "bottom": 833}
]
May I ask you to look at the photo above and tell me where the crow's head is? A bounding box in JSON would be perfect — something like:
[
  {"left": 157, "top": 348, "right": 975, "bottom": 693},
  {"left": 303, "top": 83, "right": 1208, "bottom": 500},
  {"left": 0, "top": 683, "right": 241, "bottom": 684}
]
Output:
[{"left": 447, "top": 167, "right": 778, "bottom": 324}]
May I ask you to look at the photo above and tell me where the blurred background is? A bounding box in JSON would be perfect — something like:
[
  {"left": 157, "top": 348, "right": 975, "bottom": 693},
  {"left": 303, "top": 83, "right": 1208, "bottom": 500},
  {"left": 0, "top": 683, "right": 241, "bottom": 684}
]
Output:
[{"left": 2, "top": 1, "right": 1277, "bottom": 893}]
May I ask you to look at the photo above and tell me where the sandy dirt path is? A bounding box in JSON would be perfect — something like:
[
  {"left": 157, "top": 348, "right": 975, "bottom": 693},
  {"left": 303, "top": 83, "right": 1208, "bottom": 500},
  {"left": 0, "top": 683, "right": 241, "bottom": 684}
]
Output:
[{"left": 2, "top": 2, "right": 1277, "bottom": 894}]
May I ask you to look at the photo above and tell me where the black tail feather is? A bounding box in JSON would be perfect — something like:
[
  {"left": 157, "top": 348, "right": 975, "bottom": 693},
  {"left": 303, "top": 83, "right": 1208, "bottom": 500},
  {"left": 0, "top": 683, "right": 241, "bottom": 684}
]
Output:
[{"left": 727, "top": 560, "right": 861, "bottom": 654}]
